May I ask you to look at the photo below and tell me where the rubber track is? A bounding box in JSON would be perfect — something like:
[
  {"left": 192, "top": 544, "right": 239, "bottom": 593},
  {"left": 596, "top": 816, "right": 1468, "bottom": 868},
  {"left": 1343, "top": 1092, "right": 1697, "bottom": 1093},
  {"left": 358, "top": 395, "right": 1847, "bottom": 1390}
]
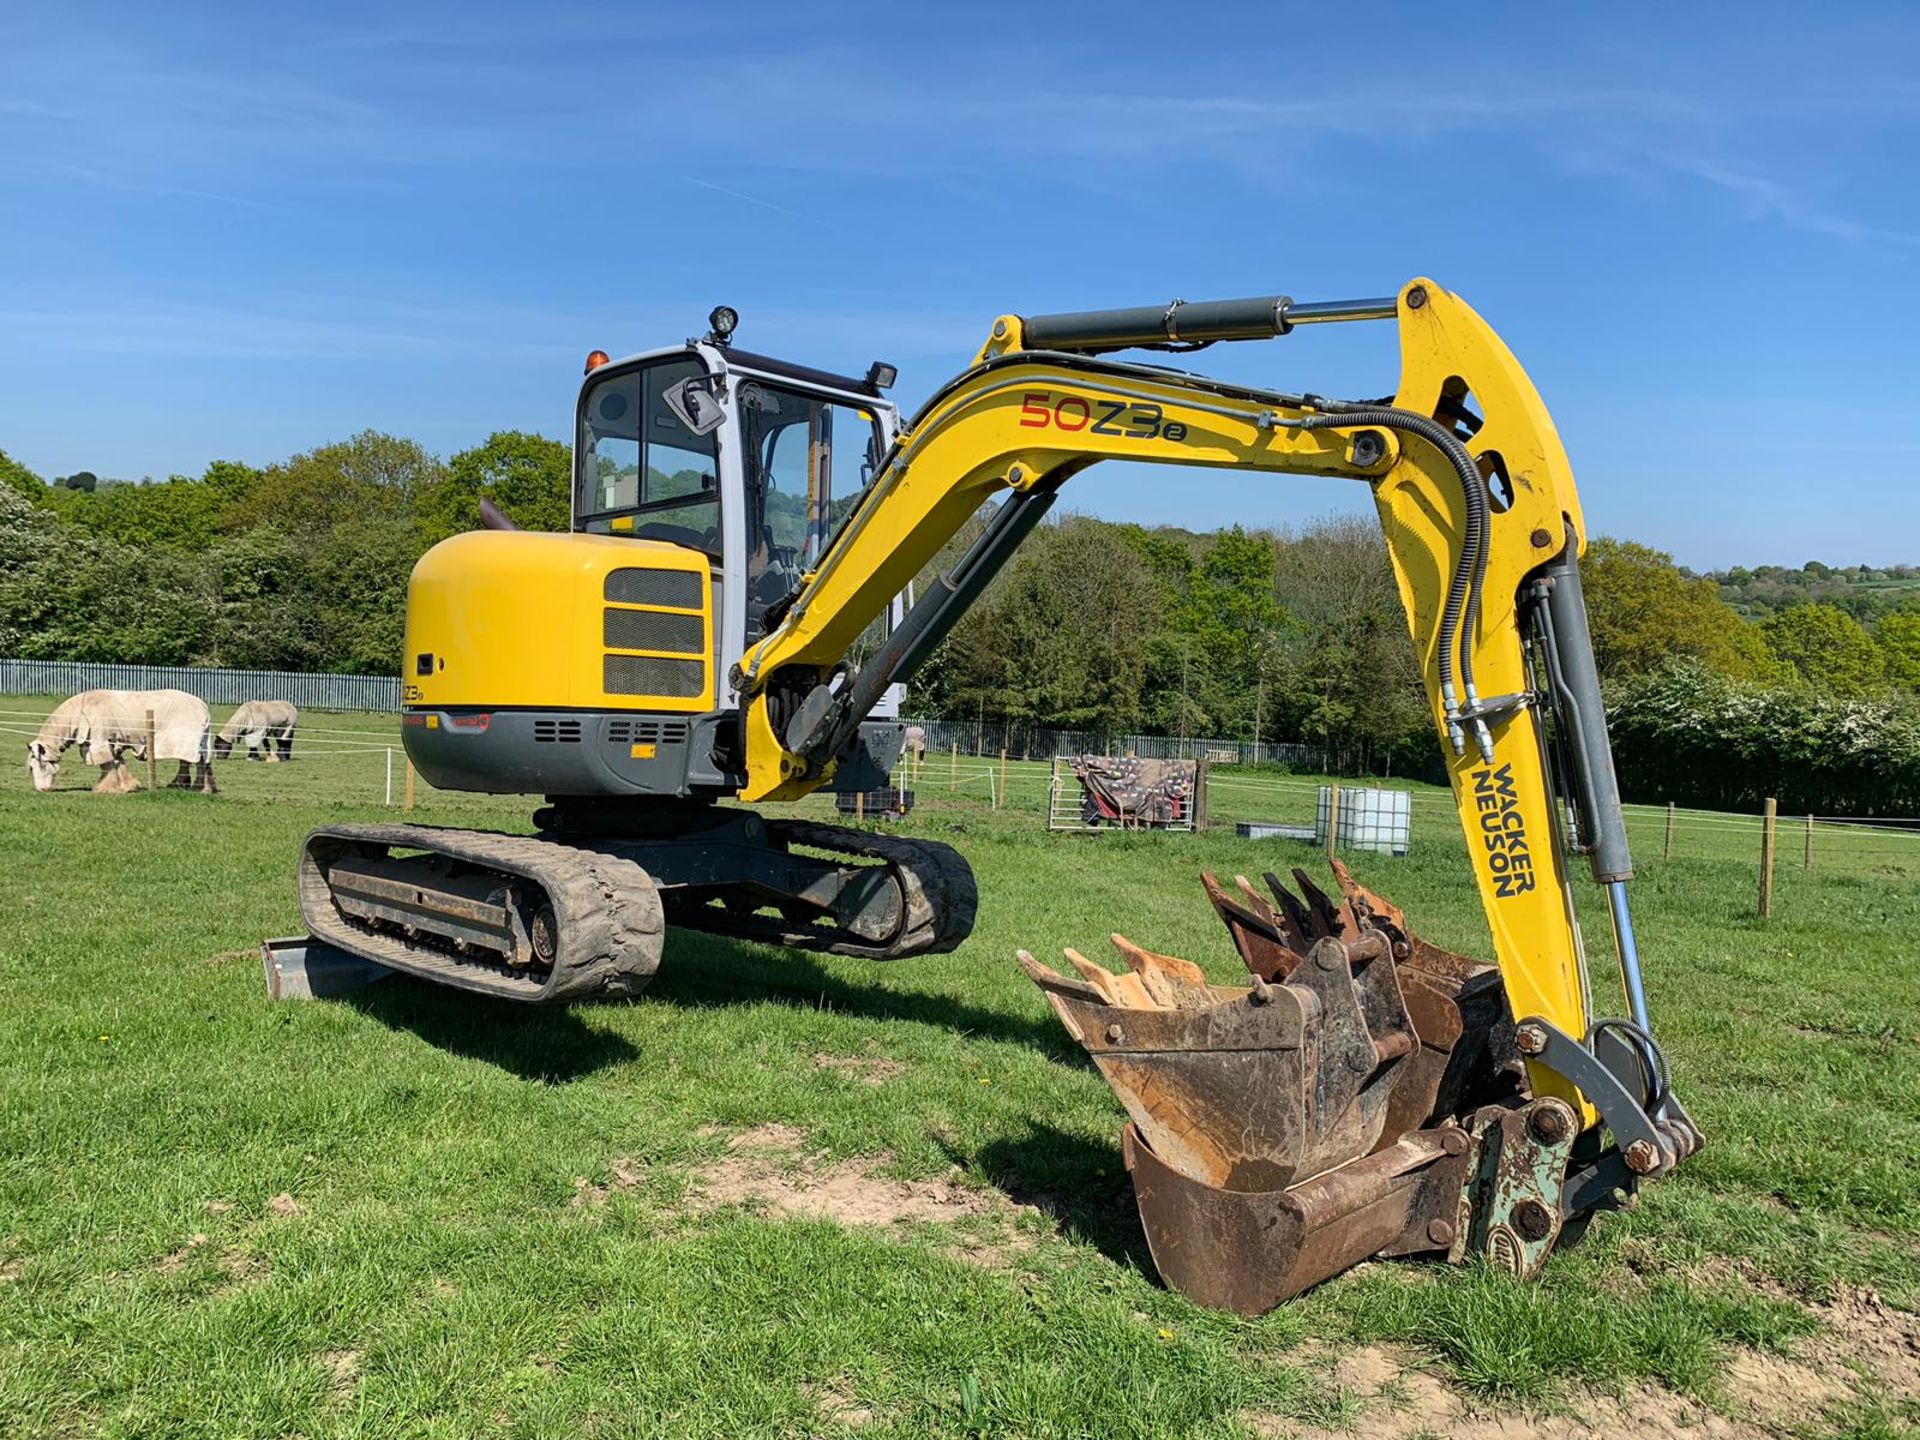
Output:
[
  {"left": 298, "top": 824, "right": 665, "bottom": 1003},
  {"left": 662, "top": 819, "right": 978, "bottom": 960}
]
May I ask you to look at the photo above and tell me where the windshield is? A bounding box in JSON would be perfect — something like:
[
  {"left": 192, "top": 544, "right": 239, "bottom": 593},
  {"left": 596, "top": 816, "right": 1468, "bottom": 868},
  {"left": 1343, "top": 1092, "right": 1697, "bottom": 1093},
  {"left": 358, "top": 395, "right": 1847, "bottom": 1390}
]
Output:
[
  {"left": 739, "top": 379, "right": 885, "bottom": 636},
  {"left": 576, "top": 358, "right": 720, "bottom": 552}
]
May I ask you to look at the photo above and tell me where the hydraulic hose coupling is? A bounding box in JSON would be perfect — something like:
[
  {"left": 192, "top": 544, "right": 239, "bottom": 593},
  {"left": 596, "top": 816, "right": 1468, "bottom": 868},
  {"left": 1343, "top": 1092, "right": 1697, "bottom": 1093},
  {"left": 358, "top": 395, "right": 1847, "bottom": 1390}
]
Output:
[
  {"left": 1463, "top": 685, "right": 1496, "bottom": 762},
  {"left": 1440, "top": 683, "right": 1466, "bottom": 756}
]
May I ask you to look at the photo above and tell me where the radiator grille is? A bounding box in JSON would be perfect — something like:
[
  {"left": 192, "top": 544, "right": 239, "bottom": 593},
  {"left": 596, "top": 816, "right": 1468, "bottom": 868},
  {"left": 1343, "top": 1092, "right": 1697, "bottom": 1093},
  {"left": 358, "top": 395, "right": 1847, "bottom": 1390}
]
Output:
[
  {"left": 607, "top": 719, "right": 691, "bottom": 745},
  {"left": 533, "top": 718, "right": 583, "bottom": 743},
  {"left": 604, "top": 568, "right": 702, "bottom": 610},
  {"left": 602, "top": 606, "right": 704, "bottom": 655},
  {"left": 604, "top": 654, "right": 705, "bottom": 699}
]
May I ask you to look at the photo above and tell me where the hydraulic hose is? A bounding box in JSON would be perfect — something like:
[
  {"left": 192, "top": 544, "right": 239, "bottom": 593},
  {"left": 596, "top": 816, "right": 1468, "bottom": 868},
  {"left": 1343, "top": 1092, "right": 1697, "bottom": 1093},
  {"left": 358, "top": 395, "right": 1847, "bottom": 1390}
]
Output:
[{"left": 1287, "top": 403, "right": 1490, "bottom": 754}]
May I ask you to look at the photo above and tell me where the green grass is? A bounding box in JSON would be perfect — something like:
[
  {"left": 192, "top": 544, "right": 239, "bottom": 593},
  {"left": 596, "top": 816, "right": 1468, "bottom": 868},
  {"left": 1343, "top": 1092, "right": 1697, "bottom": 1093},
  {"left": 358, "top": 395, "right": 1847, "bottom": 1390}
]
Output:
[{"left": 1, "top": 696, "right": 1916, "bottom": 1437}]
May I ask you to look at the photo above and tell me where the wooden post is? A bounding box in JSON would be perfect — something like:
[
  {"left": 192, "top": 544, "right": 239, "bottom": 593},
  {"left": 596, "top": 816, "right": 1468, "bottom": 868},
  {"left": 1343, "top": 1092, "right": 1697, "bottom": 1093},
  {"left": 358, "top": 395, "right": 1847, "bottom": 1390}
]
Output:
[
  {"left": 385, "top": 747, "right": 394, "bottom": 806},
  {"left": 1663, "top": 801, "right": 1675, "bottom": 860},
  {"left": 855, "top": 790, "right": 864, "bottom": 820},
  {"left": 949, "top": 742, "right": 957, "bottom": 789},
  {"left": 1194, "top": 755, "right": 1210, "bottom": 832},
  {"left": 405, "top": 759, "right": 417, "bottom": 813},
  {"left": 1758, "top": 797, "right": 1777, "bottom": 918},
  {"left": 144, "top": 709, "right": 157, "bottom": 791},
  {"left": 1326, "top": 785, "right": 1341, "bottom": 861},
  {"left": 1804, "top": 813, "right": 1814, "bottom": 870},
  {"left": 997, "top": 747, "right": 1008, "bottom": 810}
]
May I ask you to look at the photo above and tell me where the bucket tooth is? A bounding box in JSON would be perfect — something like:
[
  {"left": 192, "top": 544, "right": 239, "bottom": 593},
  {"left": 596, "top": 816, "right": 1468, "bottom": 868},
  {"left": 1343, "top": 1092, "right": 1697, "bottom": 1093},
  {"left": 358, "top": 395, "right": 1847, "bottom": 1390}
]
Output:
[
  {"left": 1202, "top": 872, "right": 1303, "bottom": 981},
  {"left": 1109, "top": 932, "right": 1215, "bottom": 1009},
  {"left": 1287, "top": 867, "right": 1356, "bottom": 939}
]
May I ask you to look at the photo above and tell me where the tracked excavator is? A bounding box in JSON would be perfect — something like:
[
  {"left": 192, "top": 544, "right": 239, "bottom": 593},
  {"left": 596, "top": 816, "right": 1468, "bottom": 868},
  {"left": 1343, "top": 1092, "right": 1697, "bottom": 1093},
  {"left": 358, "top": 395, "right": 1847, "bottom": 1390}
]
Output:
[{"left": 293, "top": 281, "right": 1700, "bottom": 1311}]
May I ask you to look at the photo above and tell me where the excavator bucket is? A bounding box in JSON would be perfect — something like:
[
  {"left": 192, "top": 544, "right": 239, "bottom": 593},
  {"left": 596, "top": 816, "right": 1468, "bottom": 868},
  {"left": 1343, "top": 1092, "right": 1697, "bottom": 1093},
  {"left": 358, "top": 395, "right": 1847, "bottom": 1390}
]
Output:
[{"left": 1020, "top": 862, "right": 1525, "bottom": 1312}]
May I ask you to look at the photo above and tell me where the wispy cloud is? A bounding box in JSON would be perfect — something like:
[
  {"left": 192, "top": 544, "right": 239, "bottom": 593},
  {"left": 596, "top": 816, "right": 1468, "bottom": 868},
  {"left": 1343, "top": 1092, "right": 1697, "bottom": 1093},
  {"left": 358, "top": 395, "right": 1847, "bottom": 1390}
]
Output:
[
  {"left": 45, "top": 163, "right": 270, "bottom": 209},
  {"left": 1646, "top": 150, "right": 1920, "bottom": 247},
  {"left": 680, "top": 175, "right": 811, "bottom": 223}
]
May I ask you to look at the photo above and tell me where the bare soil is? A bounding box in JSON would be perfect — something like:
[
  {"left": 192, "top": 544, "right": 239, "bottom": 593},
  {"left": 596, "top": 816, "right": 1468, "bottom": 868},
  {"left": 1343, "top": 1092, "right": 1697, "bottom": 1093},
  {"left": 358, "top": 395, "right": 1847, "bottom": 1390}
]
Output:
[
  {"left": 1254, "top": 1287, "right": 1918, "bottom": 1440},
  {"left": 811, "top": 1052, "right": 906, "bottom": 1085},
  {"left": 684, "top": 1123, "right": 1038, "bottom": 1256}
]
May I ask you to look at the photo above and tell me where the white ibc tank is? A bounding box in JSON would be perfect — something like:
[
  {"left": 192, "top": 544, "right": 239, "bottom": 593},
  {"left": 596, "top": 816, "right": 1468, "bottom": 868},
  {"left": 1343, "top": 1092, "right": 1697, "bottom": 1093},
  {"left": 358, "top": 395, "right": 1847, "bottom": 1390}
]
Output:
[{"left": 1315, "top": 785, "right": 1411, "bottom": 856}]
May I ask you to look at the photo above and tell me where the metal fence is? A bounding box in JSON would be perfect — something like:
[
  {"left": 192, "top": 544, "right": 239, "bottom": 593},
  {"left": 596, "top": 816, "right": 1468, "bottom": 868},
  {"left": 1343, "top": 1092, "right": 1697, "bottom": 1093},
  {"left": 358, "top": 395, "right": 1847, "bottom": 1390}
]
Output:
[
  {"left": 903, "top": 717, "right": 1326, "bottom": 768},
  {"left": 0, "top": 659, "right": 1330, "bottom": 764},
  {"left": 0, "top": 659, "right": 401, "bottom": 712}
]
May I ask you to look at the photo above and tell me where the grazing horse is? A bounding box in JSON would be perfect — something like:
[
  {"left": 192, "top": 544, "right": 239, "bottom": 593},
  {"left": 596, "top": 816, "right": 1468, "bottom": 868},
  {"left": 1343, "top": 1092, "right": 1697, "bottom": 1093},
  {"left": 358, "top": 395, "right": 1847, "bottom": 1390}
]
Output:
[
  {"left": 24, "top": 689, "right": 216, "bottom": 794},
  {"left": 215, "top": 699, "right": 298, "bottom": 762}
]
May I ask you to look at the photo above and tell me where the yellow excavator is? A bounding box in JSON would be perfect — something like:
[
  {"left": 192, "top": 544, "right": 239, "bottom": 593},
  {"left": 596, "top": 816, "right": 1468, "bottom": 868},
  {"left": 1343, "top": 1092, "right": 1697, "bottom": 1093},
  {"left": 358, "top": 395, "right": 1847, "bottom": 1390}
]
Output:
[{"left": 291, "top": 281, "right": 1700, "bottom": 1312}]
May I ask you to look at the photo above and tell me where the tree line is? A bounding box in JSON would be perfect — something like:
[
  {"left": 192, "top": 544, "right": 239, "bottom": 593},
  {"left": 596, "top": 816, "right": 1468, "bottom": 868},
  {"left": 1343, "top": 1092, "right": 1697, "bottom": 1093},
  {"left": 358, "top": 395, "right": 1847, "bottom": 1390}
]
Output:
[{"left": 9, "top": 435, "right": 1920, "bottom": 810}]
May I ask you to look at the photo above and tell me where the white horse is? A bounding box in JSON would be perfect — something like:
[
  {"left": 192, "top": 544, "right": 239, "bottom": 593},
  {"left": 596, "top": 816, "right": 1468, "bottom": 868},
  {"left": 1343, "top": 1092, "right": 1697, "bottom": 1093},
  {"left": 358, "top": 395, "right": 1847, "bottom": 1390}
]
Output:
[
  {"left": 25, "top": 689, "right": 216, "bottom": 794},
  {"left": 215, "top": 699, "right": 298, "bottom": 762}
]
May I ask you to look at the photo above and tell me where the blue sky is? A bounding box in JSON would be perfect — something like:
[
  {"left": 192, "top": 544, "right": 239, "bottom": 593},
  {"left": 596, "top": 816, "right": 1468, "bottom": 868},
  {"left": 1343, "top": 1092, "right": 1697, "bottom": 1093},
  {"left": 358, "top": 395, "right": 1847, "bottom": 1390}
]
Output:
[{"left": 2, "top": 2, "right": 1916, "bottom": 568}]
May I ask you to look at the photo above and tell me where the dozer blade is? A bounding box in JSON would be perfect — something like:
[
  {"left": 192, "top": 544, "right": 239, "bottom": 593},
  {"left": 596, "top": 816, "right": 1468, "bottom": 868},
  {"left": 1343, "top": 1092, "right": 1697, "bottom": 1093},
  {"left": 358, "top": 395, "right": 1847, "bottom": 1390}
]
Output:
[{"left": 1023, "top": 863, "right": 1531, "bottom": 1311}]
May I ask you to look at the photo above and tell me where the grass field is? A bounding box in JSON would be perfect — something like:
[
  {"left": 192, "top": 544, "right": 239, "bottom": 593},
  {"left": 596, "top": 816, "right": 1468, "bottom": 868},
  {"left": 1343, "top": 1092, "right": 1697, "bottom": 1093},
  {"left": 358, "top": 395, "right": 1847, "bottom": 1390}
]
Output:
[{"left": 1, "top": 697, "right": 1916, "bottom": 1438}]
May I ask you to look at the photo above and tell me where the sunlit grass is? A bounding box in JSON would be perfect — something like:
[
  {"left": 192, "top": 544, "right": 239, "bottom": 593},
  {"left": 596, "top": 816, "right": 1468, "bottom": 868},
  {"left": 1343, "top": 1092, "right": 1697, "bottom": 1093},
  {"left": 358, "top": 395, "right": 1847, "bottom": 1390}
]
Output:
[{"left": 0, "top": 695, "right": 1915, "bottom": 1437}]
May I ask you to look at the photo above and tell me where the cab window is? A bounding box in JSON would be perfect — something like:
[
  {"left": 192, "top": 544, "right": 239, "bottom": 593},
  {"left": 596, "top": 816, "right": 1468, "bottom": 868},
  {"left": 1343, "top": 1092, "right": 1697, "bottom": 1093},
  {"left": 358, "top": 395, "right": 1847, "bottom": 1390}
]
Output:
[
  {"left": 576, "top": 358, "right": 720, "bottom": 552},
  {"left": 739, "top": 381, "right": 883, "bottom": 635}
]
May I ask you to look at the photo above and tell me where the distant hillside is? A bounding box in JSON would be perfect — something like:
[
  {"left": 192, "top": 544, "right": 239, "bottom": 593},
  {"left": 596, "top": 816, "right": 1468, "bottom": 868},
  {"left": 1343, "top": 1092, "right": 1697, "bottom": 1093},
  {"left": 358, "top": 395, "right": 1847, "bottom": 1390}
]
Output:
[{"left": 1690, "top": 562, "right": 1920, "bottom": 621}]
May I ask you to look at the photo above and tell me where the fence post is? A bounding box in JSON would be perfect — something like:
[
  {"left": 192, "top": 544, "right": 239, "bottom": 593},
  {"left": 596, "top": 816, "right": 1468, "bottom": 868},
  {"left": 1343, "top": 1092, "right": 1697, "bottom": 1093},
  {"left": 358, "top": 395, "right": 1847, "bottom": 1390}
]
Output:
[
  {"left": 1326, "top": 785, "right": 1341, "bottom": 861},
  {"left": 998, "top": 748, "right": 1008, "bottom": 811},
  {"left": 1195, "top": 755, "right": 1210, "bottom": 832},
  {"left": 949, "top": 743, "right": 957, "bottom": 789},
  {"left": 405, "top": 759, "right": 416, "bottom": 813},
  {"left": 144, "top": 709, "right": 157, "bottom": 791},
  {"left": 1758, "top": 797, "right": 1777, "bottom": 918},
  {"left": 1664, "top": 801, "right": 1675, "bottom": 860},
  {"left": 855, "top": 790, "right": 865, "bottom": 821},
  {"left": 386, "top": 747, "right": 394, "bottom": 806},
  {"left": 1804, "top": 813, "right": 1814, "bottom": 871}
]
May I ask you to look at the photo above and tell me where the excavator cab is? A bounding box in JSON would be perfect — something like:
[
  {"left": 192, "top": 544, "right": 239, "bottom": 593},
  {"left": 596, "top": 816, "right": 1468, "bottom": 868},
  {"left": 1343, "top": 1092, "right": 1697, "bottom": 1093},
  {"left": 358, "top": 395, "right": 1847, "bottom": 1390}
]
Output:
[{"left": 391, "top": 313, "right": 910, "bottom": 804}]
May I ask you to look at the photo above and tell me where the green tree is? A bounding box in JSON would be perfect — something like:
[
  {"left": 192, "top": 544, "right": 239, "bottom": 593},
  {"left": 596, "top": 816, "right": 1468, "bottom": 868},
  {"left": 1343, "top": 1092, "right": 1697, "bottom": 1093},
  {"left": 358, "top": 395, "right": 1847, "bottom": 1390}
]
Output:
[
  {"left": 1762, "top": 603, "right": 1886, "bottom": 696},
  {"left": 1271, "top": 516, "right": 1433, "bottom": 773},
  {"left": 417, "top": 431, "right": 572, "bottom": 543},
  {"left": 230, "top": 431, "right": 444, "bottom": 538},
  {"left": 1581, "top": 537, "right": 1776, "bottom": 681},
  {"left": 0, "top": 448, "right": 42, "bottom": 502},
  {"left": 1876, "top": 610, "right": 1920, "bottom": 690},
  {"left": 0, "top": 488, "right": 211, "bottom": 663}
]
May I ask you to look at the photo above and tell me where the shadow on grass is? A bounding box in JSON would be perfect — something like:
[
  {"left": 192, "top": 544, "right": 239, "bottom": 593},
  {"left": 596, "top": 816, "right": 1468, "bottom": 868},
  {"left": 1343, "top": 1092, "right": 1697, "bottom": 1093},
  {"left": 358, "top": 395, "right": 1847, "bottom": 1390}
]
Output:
[
  {"left": 959, "top": 1121, "right": 1157, "bottom": 1273},
  {"left": 645, "top": 930, "right": 1079, "bottom": 1059},
  {"left": 341, "top": 929, "right": 1079, "bottom": 1081},
  {"left": 345, "top": 979, "right": 640, "bottom": 1082}
]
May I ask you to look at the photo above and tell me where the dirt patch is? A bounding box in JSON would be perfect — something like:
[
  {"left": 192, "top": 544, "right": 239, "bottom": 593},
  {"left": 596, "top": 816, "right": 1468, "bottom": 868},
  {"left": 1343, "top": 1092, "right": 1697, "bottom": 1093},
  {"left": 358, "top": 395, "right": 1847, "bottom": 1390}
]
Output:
[
  {"left": 726, "top": 1122, "right": 811, "bottom": 1152},
  {"left": 203, "top": 1199, "right": 233, "bottom": 1215},
  {"left": 212, "top": 1247, "right": 266, "bottom": 1296},
  {"left": 1815, "top": 1284, "right": 1920, "bottom": 1393},
  {"left": 1687, "top": 1257, "right": 1920, "bottom": 1395},
  {"left": 812, "top": 1053, "right": 905, "bottom": 1085},
  {"left": 689, "top": 1124, "right": 1037, "bottom": 1249},
  {"left": 266, "top": 1193, "right": 302, "bottom": 1218},
  {"left": 321, "top": 1349, "right": 361, "bottom": 1400},
  {"left": 806, "top": 1381, "right": 875, "bottom": 1428},
  {"left": 155, "top": 1232, "right": 211, "bottom": 1276},
  {"left": 1251, "top": 1344, "right": 1774, "bottom": 1440}
]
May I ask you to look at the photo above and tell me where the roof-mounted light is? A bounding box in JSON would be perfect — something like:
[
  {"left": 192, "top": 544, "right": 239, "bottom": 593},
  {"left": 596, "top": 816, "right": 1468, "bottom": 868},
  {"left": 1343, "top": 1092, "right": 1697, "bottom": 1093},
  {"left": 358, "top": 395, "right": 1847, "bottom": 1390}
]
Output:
[
  {"left": 706, "top": 305, "right": 739, "bottom": 346},
  {"left": 865, "top": 360, "right": 898, "bottom": 391},
  {"left": 584, "top": 349, "right": 611, "bottom": 374}
]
